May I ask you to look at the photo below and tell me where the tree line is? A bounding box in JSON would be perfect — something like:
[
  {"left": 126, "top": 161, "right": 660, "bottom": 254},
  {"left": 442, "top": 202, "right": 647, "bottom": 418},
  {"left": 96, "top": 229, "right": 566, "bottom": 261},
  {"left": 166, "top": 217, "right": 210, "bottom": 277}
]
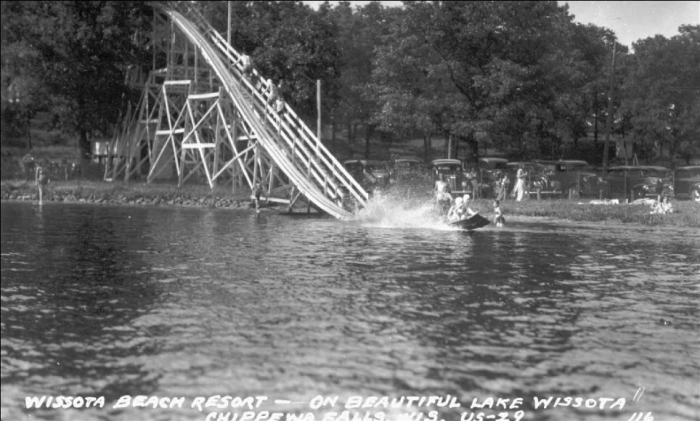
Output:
[{"left": 2, "top": 1, "right": 698, "bottom": 166}]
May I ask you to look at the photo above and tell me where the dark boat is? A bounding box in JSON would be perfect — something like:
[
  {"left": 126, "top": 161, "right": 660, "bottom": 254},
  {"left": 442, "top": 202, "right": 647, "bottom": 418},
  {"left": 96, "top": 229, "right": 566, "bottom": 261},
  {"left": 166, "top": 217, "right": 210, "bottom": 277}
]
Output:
[{"left": 449, "top": 213, "right": 491, "bottom": 230}]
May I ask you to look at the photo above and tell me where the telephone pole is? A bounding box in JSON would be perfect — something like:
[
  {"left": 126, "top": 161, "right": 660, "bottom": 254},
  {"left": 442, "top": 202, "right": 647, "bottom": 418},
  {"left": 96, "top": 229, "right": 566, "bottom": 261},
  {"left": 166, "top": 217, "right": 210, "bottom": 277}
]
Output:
[{"left": 602, "top": 42, "right": 617, "bottom": 174}]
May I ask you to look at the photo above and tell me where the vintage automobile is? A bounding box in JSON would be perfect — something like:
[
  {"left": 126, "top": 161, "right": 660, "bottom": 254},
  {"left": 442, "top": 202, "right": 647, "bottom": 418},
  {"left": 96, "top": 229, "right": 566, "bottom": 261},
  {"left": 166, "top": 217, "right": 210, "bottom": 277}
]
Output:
[
  {"left": 431, "top": 158, "right": 466, "bottom": 194},
  {"left": 343, "top": 159, "right": 391, "bottom": 192},
  {"left": 393, "top": 156, "right": 426, "bottom": 183},
  {"left": 533, "top": 159, "right": 610, "bottom": 198},
  {"left": 604, "top": 165, "right": 673, "bottom": 200},
  {"left": 672, "top": 165, "right": 700, "bottom": 201}
]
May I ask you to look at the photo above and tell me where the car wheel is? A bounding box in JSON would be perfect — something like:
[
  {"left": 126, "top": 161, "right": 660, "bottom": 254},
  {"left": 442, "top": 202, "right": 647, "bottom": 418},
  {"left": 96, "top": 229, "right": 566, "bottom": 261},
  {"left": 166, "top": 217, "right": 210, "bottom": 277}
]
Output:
[{"left": 692, "top": 187, "right": 700, "bottom": 202}]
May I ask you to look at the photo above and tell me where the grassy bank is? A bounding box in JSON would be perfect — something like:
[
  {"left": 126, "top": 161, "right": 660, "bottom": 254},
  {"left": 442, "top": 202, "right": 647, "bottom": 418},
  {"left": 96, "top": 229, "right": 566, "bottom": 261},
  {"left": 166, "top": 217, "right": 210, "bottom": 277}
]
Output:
[
  {"left": 479, "top": 197, "right": 699, "bottom": 228},
  {"left": 2, "top": 178, "right": 698, "bottom": 228}
]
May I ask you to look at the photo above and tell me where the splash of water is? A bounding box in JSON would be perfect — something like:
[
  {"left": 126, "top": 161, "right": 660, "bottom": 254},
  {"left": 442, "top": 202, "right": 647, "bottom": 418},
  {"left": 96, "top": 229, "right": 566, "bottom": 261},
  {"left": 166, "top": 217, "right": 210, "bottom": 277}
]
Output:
[{"left": 353, "top": 189, "right": 453, "bottom": 230}]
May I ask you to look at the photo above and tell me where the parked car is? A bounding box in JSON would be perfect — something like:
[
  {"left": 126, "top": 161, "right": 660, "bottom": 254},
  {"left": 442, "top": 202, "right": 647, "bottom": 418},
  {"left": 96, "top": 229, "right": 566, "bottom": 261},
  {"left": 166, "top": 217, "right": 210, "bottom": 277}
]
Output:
[
  {"left": 604, "top": 165, "right": 673, "bottom": 200},
  {"left": 534, "top": 159, "right": 610, "bottom": 198},
  {"left": 393, "top": 156, "right": 426, "bottom": 183},
  {"left": 672, "top": 165, "right": 700, "bottom": 201},
  {"left": 343, "top": 159, "right": 391, "bottom": 191},
  {"left": 431, "top": 158, "right": 466, "bottom": 194}
]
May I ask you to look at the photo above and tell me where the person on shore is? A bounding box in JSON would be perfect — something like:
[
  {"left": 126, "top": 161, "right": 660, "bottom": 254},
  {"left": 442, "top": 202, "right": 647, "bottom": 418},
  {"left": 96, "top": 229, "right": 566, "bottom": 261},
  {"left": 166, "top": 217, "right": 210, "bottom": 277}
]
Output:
[
  {"left": 434, "top": 174, "right": 453, "bottom": 216},
  {"left": 512, "top": 164, "right": 528, "bottom": 202},
  {"left": 466, "top": 167, "right": 479, "bottom": 198},
  {"left": 252, "top": 182, "right": 264, "bottom": 211},
  {"left": 493, "top": 200, "right": 505, "bottom": 227},
  {"left": 495, "top": 172, "right": 509, "bottom": 201},
  {"left": 650, "top": 195, "right": 673, "bottom": 215},
  {"left": 35, "top": 163, "right": 48, "bottom": 205}
]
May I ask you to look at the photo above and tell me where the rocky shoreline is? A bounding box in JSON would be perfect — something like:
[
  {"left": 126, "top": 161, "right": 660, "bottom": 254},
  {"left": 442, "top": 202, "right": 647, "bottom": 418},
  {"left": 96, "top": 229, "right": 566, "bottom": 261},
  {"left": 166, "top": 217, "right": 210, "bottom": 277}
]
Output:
[{"left": 1, "top": 183, "right": 255, "bottom": 210}]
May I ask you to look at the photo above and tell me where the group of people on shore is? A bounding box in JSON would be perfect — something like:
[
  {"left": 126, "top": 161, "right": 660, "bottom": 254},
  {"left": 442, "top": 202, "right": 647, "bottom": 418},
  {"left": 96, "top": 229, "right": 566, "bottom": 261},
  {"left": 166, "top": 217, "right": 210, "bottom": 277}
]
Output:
[
  {"left": 492, "top": 164, "right": 528, "bottom": 202},
  {"left": 650, "top": 195, "right": 674, "bottom": 215},
  {"left": 435, "top": 174, "right": 505, "bottom": 227}
]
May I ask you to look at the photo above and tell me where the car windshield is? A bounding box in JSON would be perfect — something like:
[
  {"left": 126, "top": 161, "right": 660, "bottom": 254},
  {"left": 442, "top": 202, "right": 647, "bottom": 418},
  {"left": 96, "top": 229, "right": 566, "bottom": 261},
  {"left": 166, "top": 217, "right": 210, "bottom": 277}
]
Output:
[
  {"left": 480, "top": 160, "right": 507, "bottom": 169},
  {"left": 571, "top": 165, "right": 593, "bottom": 172},
  {"left": 643, "top": 169, "right": 670, "bottom": 178},
  {"left": 396, "top": 161, "right": 420, "bottom": 169},
  {"left": 436, "top": 165, "right": 460, "bottom": 171},
  {"left": 678, "top": 168, "right": 700, "bottom": 178}
]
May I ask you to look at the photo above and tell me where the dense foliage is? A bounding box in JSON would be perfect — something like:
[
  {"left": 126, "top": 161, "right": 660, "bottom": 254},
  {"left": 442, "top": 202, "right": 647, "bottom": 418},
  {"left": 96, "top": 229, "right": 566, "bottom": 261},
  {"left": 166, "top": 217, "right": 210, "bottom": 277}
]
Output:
[{"left": 1, "top": 1, "right": 698, "bottom": 165}]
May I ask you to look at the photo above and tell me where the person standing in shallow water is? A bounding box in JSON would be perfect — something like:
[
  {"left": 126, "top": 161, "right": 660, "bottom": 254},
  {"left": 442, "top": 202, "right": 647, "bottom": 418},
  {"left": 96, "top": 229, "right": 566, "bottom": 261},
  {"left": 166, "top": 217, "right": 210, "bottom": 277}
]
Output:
[
  {"left": 35, "top": 163, "right": 48, "bottom": 205},
  {"left": 493, "top": 200, "right": 505, "bottom": 227},
  {"left": 434, "top": 174, "right": 453, "bottom": 216},
  {"left": 252, "top": 182, "right": 263, "bottom": 211}
]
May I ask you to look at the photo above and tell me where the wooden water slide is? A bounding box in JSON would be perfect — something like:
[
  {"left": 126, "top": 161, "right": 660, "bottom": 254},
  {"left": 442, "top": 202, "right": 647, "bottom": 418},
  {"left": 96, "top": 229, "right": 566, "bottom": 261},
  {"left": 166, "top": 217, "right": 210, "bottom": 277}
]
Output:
[{"left": 156, "top": 2, "right": 368, "bottom": 219}]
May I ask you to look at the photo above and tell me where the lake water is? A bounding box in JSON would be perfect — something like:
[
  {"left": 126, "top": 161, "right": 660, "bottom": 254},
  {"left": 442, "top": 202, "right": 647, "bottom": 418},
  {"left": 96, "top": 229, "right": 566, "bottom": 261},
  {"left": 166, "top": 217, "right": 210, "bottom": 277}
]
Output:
[{"left": 1, "top": 200, "right": 699, "bottom": 421}]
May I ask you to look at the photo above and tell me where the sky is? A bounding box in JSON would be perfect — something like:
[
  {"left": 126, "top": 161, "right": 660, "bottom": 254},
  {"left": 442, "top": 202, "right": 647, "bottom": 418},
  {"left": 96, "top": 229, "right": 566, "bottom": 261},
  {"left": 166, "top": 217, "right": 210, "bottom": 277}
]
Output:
[{"left": 303, "top": 1, "right": 700, "bottom": 49}]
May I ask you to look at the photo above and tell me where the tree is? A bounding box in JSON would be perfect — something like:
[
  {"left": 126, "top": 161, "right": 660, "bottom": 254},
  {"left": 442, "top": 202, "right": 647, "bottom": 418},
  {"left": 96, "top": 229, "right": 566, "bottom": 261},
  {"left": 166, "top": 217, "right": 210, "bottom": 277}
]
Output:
[
  {"left": 325, "top": 1, "right": 399, "bottom": 157},
  {"left": 202, "top": 1, "right": 340, "bottom": 126},
  {"left": 5, "top": 1, "right": 151, "bottom": 157},
  {"left": 621, "top": 25, "right": 700, "bottom": 166},
  {"left": 369, "top": 1, "right": 608, "bottom": 161},
  {"left": 1, "top": 2, "right": 46, "bottom": 148}
]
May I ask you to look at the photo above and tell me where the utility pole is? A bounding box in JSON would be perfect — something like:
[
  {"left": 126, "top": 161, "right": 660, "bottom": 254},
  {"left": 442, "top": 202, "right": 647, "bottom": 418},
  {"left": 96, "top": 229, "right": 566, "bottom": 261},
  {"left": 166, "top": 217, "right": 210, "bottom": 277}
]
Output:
[
  {"left": 317, "top": 79, "right": 322, "bottom": 144},
  {"left": 227, "top": 1, "right": 232, "bottom": 45},
  {"left": 602, "top": 42, "right": 616, "bottom": 175}
]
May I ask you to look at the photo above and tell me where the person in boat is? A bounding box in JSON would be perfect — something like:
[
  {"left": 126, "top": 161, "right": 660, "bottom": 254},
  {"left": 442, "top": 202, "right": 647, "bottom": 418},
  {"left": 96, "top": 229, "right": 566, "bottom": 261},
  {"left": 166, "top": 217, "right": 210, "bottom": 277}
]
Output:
[
  {"left": 462, "top": 194, "right": 478, "bottom": 217},
  {"left": 493, "top": 200, "right": 505, "bottom": 227},
  {"left": 434, "top": 174, "right": 453, "bottom": 216},
  {"left": 448, "top": 194, "right": 477, "bottom": 223},
  {"left": 447, "top": 197, "right": 464, "bottom": 223}
]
